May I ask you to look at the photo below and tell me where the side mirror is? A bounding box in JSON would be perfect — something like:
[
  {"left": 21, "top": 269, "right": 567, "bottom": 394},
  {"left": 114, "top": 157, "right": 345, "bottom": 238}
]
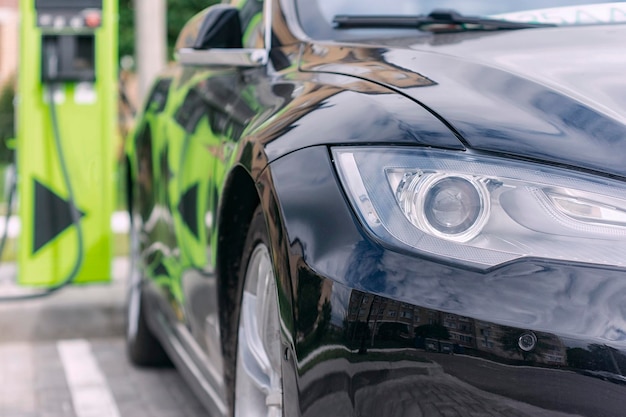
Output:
[
  {"left": 175, "top": 5, "right": 243, "bottom": 52},
  {"left": 175, "top": 4, "right": 268, "bottom": 68}
]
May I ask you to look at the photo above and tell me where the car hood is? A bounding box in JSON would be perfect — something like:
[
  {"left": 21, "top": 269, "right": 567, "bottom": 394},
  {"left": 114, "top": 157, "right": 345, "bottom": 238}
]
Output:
[{"left": 300, "top": 25, "right": 626, "bottom": 178}]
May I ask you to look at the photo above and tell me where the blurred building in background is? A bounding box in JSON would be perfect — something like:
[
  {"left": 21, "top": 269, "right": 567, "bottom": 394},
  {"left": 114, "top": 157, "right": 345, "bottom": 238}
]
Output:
[{"left": 0, "top": 0, "right": 17, "bottom": 85}]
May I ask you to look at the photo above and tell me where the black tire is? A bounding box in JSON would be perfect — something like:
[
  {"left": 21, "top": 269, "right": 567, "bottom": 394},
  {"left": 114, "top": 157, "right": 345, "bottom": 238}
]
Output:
[
  {"left": 125, "top": 287, "right": 171, "bottom": 367},
  {"left": 125, "top": 224, "right": 171, "bottom": 367},
  {"left": 227, "top": 205, "right": 283, "bottom": 417}
]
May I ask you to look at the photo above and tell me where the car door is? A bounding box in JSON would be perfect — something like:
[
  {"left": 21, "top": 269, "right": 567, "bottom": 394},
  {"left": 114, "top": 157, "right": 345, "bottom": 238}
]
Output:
[{"left": 163, "top": 0, "right": 267, "bottom": 377}]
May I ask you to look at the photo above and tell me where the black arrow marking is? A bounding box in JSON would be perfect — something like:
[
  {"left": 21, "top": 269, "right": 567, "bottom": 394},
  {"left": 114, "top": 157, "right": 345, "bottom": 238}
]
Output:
[{"left": 33, "top": 179, "right": 85, "bottom": 254}]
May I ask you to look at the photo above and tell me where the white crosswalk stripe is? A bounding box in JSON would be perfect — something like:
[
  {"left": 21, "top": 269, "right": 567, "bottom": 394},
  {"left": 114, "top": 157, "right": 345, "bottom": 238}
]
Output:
[{"left": 58, "top": 339, "right": 121, "bottom": 417}]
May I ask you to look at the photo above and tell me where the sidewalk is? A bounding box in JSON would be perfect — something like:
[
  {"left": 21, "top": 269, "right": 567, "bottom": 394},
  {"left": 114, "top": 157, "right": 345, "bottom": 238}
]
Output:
[
  {"left": 0, "top": 258, "right": 207, "bottom": 417},
  {"left": 0, "top": 257, "right": 129, "bottom": 343}
]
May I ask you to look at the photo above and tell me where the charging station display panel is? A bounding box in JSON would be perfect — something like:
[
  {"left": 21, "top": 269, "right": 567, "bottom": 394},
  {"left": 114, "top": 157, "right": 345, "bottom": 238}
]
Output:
[{"left": 42, "top": 35, "right": 96, "bottom": 82}]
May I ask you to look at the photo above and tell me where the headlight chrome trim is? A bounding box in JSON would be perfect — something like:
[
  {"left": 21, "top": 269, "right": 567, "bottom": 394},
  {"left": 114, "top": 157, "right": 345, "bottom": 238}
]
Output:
[
  {"left": 333, "top": 146, "right": 626, "bottom": 270},
  {"left": 395, "top": 171, "right": 491, "bottom": 243}
]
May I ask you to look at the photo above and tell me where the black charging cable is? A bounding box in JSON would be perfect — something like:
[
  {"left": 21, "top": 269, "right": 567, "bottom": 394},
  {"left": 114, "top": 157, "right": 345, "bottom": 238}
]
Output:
[{"left": 0, "top": 46, "right": 85, "bottom": 301}]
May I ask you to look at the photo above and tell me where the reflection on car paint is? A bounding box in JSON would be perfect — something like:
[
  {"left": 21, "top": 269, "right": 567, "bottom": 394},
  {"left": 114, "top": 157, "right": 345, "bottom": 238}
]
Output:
[
  {"left": 126, "top": 0, "right": 626, "bottom": 415},
  {"left": 269, "top": 145, "right": 626, "bottom": 417},
  {"left": 492, "top": 3, "right": 626, "bottom": 25}
]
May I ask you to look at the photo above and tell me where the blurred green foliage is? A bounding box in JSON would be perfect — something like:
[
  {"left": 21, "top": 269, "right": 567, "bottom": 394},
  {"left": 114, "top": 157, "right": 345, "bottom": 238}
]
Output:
[
  {"left": 118, "top": 0, "right": 220, "bottom": 61},
  {"left": 0, "top": 77, "right": 15, "bottom": 164}
]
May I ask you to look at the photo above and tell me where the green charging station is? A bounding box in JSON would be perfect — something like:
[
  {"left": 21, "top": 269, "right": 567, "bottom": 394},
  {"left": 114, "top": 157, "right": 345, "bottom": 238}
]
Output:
[{"left": 17, "top": 0, "right": 118, "bottom": 286}]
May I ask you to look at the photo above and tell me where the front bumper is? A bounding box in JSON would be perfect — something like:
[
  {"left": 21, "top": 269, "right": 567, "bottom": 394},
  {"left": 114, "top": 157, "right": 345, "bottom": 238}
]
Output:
[{"left": 268, "top": 145, "right": 626, "bottom": 417}]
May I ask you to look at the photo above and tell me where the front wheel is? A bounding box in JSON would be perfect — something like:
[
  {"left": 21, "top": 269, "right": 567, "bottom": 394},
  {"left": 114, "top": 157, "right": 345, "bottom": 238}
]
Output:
[
  {"left": 125, "top": 216, "right": 170, "bottom": 367},
  {"left": 234, "top": 208, "right": 283, "bottom": 417}
]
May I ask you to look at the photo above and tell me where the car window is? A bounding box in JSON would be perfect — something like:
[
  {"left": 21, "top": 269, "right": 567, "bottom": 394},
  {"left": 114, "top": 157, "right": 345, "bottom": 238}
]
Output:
[{"left": 296, "top": 0, "right": 626, "bottom": 40}]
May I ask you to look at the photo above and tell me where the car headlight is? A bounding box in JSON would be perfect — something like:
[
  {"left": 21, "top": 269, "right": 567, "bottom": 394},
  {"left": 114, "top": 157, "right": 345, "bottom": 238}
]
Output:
[{"left": 333, "top": 147, "right": 626, "bottom": 270}]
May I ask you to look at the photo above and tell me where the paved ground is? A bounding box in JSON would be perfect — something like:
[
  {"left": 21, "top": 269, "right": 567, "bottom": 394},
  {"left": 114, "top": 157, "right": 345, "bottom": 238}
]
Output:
[{"left": 0, "top": 258, "right": 207, "bottom": 417}]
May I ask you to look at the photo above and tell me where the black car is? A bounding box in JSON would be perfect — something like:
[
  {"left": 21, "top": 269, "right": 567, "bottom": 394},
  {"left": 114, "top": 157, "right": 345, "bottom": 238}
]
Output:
[{"left": 125, "top": 1, "right": 626, "bottom": 416}]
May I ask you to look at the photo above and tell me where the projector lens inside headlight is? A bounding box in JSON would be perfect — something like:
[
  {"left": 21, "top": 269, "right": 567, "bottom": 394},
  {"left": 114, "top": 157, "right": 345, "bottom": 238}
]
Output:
[
  {"left": 333, "top": 147, "right": 626, "bottom": 269},
  {"left": 397, "top": 173, "right": 489, "bottom": 241},
  {"left": 426, "top": 177, "right": 481, "bottom": 233}
]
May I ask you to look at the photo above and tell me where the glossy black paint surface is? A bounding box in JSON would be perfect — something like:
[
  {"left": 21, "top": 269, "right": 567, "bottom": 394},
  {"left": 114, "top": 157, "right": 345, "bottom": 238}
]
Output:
[
  {"left": 126, "top": 1, "right": 626, "bottom": 415},
  {"left": 300, "top": 25, "right": 626, "bottom": 178},
  {"left": 270, "top": 146, "right": 626, "bottom": 417}
]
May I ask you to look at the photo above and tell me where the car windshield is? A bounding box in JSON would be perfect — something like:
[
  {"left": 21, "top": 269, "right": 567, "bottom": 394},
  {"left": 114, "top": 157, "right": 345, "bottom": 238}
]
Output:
[{"left": 296, "top": 0, "right": 626, "bottom": 40}]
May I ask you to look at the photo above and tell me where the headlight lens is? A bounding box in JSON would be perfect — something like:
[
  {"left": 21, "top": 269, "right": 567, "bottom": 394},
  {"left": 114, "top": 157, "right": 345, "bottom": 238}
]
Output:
[
  {"left": 399, "top": 173, "right": 490, "bottom": 242},
  {"left": 333, "top": 147, "right": 626, "bottom": 269}
]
